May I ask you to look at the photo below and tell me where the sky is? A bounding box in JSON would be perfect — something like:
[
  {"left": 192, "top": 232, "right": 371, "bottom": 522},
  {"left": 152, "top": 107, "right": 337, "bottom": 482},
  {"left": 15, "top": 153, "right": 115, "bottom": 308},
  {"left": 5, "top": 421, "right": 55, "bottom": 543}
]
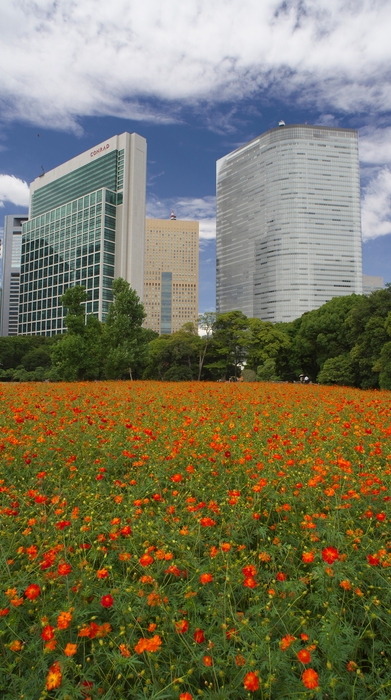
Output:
[{"left": 1, "top": 0, "right": 391, "bottom": 314}]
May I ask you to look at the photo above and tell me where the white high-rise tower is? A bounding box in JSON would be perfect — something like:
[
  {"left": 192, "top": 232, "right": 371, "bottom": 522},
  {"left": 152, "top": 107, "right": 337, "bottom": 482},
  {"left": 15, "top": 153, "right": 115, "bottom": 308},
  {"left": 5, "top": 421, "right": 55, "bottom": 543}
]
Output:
[{"left": 216, "top": 124, "right": 362, "bottom": 322}]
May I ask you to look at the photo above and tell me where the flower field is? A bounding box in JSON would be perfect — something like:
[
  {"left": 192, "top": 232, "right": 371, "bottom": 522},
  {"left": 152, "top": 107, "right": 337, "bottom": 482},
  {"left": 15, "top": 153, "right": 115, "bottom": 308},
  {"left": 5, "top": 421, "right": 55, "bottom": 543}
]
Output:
[{"left": 1, "top": 380, "right": 391, "bottom": 700}]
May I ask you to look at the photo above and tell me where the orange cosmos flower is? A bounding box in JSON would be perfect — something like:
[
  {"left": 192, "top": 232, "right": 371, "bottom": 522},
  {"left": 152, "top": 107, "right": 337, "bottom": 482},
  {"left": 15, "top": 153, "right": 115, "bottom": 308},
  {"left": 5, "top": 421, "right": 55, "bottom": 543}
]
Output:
[
  {"left": 297, "top": 649, "right": 311, "bottom": 664},
  {"left": 322, "top": 547, "right": 339, "bottom": 564},
  {"left": 243, "top": 671, "right": 259, "bottom": 692},
  {"left": 242, "top": 565, "right": 256, "bottom": 577},
  {"left": 200, "top": 573, "right": 213, "bottom": 584},
  {"left": 280, "top": 634, "right": 295, "bottom": 651},
  {"left": 25, "top": 584, "right": 40, "bottom": 600},
  {"left": 302, "top": 668, "right": 319, "bottom": 689},
  {"left": 243, "top": 576, "right": 257, "bottom": 588},
  {"left": 64, "top": 643, "right": 77, "bottom": 657},
  {"left": 340, "top": 579, "right": 351, "bottom": 590},
  {"left": 302, "top": 551, "right": 315, "bottom": 563},
  {"left": 180, "top": 694, "right": 193, "bottom": 700},
  {"left": 347, "top": 661, "right": 358, "bottom": 672},
  {"left": 276, "top": 572, "right": 286, "bottom": 582},
  {"left": 134, "top": 635, "right": 162, "bottom": 654},
  {"left": 9, "top": 640, "right": 22, "bottom": 652},
  {"left": 46, "top": 661, "right": 62, "bottom": 690},
  {"left": 57, "top": 611, "right": 72, "bottom": 629},
  {"left": 57, "top": 562, "right": 72, "bottom": 576},
  {"left": 97, "top": 568, "right": 109, "bottom": 579},
  {"left": 221, "top": 542, "right": 231, "bottom": 552},
  {"left": 119, "top": 643, "right": 131, "bottom": 657},
  {"left": 140, "top": 553, "right": 154, "bottom": 567},
  {"left": 175, "top": 619, "right": 188, "bottom": 634},
  {"left": 41, "top": 625, "right": 55, "bottom": 641},
  {"left": 203, "top": 655, "right": 213, "bottom": 666},
  {"left": 235, "top": 654, "right": 246, "bottom": 666}
]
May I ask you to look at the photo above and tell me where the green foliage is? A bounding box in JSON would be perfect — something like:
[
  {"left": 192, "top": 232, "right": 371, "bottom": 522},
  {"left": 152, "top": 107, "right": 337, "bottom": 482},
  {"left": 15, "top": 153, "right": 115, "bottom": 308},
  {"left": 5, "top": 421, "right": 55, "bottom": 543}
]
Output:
[
  {"left": 164, "top": 364, "right": 193, "bottom": 381},
  {"left": 256, "top": 358, "right": 280, "bottom": 381},
  {"left": 212, "top": 310, "right": 249, "bottom": 379},
  {"left": 317, "top": 354, "right": 356, "bottom": 386},
  {"left": 246, "top": 318, "right": 291, "bottom": 372},
  {"left": 103, "top": 278, "right": 147, "bottom": 379}
]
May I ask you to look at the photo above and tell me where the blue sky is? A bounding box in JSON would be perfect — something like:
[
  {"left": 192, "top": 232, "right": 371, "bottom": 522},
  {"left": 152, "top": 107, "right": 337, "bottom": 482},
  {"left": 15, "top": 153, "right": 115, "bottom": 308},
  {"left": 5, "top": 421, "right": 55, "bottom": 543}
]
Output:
[{"left": 1, "top": 0, "right": 391, "bottom": 314}]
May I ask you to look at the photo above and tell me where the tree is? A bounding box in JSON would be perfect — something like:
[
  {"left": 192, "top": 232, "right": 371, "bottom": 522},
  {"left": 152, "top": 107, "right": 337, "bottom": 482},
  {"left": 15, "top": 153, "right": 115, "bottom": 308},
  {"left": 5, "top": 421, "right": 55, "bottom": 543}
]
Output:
[
  {"left": 103, "top": 278, "right": 147, "bottom": 379},
  {"left": 210, "top": 311, "right": 249, "bottom": 379},
  {"left": 197, "top": 312, "right": 216, "bottom": 381},
  {"left": 246, "top": 318, "right": 291, "bottom": 372},
  {"left": 317, "top": 354, "right": 356, "bottom": 386},
  {"left": 51, "top": 286, "right": 104, "bottom": 380}
]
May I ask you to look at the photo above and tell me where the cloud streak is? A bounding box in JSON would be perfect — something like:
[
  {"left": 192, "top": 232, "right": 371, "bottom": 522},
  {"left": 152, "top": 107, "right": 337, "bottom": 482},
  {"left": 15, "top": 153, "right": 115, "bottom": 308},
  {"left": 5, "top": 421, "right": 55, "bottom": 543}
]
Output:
[
  {"left": 0, "top": 175, "right": 29, "bottom": 208},
  {"left": 1, "top": 0, "right": 390, "bottom": 130},
  {"left": 361, "top": 168, "right": 391, "bottom": 241}
]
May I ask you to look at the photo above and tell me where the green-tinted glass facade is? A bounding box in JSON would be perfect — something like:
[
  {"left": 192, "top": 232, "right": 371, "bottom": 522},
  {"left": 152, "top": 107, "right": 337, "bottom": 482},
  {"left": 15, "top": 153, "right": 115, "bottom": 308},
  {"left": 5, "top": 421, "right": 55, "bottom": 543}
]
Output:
[
  {"left": 19, "top": 189, "right": 116, "bottom": 336},
  {"left": 31, "top": 151, "right": 119, "bottom": 218}
]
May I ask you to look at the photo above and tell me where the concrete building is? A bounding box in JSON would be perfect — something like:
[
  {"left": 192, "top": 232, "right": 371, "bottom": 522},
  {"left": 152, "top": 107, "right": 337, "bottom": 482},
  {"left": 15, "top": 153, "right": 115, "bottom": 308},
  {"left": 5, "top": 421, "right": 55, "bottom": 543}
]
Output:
[
  {"left": 144, "top": 214, "right": 199, "bottom": 334},
  {"left": 19, "top": 133, "right": 146, "bottom": 336},
  {"left": 1, "top": 215, "right": 28, "bottom": 336},
  {"left": 216, "top": 124, "right": 363, "bottom": 322},
  {"left": 362, "top": 274, "right": 384, "bottom": 295}
]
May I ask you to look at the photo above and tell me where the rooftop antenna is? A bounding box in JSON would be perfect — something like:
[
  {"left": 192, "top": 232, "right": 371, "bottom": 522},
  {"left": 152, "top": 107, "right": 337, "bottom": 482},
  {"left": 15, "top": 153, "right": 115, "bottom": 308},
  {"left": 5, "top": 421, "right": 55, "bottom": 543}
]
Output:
[
  {"left": 39, "top": 165, "right": 45, "bottom": 177},
  {"left": 170, "top": 210, "right": 176, "bottom": 220}
]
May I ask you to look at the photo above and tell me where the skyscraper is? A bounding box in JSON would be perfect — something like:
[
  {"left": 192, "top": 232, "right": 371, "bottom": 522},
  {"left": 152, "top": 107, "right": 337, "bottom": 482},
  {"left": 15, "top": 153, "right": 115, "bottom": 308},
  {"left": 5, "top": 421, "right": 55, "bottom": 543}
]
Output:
[
  {"left": 1, "top": 215, "right": 28, "bottom": 336},
  {"left": 19, "top": 133, "right": 146, "bottom": 336},
  {"left": 216, "top": 124, "right": 363, "bottom": 323},
  {"left": 144, "top": 214, "right": 199, "bottom": 334}
]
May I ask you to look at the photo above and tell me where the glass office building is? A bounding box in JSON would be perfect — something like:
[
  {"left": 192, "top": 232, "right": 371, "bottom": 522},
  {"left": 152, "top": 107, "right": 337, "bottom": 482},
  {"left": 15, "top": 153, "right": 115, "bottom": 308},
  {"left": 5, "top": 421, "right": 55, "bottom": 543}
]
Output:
[
  {"left": 19, "top": 133, "right": 146, "bottom": 336},
  {"left": 216, "top": 124, "right": 363, "bottom": 322}
]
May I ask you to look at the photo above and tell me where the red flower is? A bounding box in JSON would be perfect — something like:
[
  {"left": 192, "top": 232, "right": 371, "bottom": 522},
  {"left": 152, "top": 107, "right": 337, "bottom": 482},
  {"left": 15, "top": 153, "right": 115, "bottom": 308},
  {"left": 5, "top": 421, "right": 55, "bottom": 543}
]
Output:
[
  {"left": 200, "top": 573, "right": 213, "bottom": 584},
  {"left": 200, "top": 517, "right": 216, "bottom": 527},
  {"left": 297, "top": 649, "right": 311, "bottom": 664},
  {"left": 194, "top": 628, "right": 205, "bottom": 644},
  {"left": 140, "top": 554, "right": 154, "bottom": 567},
  {"left": 175, "top": 619, "right": 188, "bottom": 634},
  {"left": 243, "top": 671, "right": 259, "bottom": 692},
  {"left": 203, "top": 655, "right": 213, "bottom": 666},
  {"left": 302, "top": 551, "right": 315, "bottom": 563},
  {"left": 367, "top": 554, "right": 380, "bottom": 566},
  {"left": 242, "top": 565, "right": 256, "bottom": 577},
  {"left": 276, "top": 572, "right": 286, "bottom": 582},
  {"left": 101, "top": 594, "right": 114, "bottom": 608},
  {"left": 180, "top": 694, "right": 193, "bottom": 700},
  {"left": 41, "top": 625, "right": 55, "bottom": 641},
  {"left": 25, "top": 584, "right": 40, "bottom": 600},
  {"left": 302, "top": 668, "right": 319, "bottom": 689},
  {"left": 322, "top": 547, "right": 339, "bottom": 564},
  {"left": 57, "top": 562, "right": 72, "bottom": 576},
  {"left": 243, "top": 576, "right": 257, "bottom": 588}
]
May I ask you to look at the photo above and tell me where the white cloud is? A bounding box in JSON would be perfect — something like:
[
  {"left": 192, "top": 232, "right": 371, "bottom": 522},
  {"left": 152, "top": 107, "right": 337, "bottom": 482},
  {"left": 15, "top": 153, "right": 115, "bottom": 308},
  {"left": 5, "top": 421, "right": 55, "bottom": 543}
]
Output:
[
  {"left": 359, "top": 126, "right": 391, "bottom": 165},
  {"left": 0, "top": 175, "right": 29, "bottom": 208},
  {"left": 361, "top": 168, "right": 391, "bottom": 241},
  {"left": 147, "top": 195, "right": 216, "bottom": 239},
  {"left": 0, "top": 0, "right": 391, "bottom": 130}
]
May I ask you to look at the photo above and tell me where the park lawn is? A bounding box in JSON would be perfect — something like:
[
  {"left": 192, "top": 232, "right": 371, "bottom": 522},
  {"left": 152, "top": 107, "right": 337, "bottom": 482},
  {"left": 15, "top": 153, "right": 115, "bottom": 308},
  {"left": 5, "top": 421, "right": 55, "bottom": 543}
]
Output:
[{"left": 0, "top": 380, "right": 391, "bottom": 699}]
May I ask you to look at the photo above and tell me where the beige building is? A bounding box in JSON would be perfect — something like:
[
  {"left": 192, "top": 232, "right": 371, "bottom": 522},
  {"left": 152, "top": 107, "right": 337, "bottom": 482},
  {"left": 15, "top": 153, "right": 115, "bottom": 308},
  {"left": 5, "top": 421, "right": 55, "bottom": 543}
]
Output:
[{"left": 144, "top": 215, "right": 199, "bottom": 334}]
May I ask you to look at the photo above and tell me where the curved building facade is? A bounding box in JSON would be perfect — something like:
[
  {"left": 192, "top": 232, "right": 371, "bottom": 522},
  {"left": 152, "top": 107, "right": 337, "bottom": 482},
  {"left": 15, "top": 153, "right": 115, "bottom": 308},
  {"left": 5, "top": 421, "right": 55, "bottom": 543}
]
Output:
[{"left": 216, "top": 124, "right": 362, "bottom": 322}]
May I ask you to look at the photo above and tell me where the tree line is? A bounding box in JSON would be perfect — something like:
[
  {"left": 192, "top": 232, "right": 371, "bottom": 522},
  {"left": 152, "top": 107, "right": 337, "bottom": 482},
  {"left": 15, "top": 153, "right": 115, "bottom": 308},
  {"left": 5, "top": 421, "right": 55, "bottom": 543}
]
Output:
[{"left": 1, "top": 281, "right": 391, "bottom": 389}]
